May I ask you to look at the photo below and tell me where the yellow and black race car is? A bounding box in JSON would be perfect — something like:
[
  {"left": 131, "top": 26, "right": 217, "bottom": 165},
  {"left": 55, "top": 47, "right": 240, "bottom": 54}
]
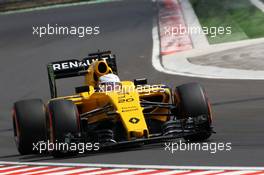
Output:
[{"left": 12, "top": 51, "right": 214, "bottom": 157}]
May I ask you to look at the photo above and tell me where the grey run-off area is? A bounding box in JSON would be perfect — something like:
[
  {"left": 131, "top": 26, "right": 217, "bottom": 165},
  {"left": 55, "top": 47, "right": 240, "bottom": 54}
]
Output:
[{"left": 188, "top": 43, "right": 264, "bottom": 71}]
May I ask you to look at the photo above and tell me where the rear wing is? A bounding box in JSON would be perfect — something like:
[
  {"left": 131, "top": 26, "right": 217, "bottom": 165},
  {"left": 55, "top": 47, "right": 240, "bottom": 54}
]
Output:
[{"left": 47, "top": 50, "right": 117, "bottom": 98}]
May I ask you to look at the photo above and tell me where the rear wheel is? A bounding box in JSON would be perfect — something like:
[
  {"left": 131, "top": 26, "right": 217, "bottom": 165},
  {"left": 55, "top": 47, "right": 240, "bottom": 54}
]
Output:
[
  {"left": 48, "top": 100, "right": 80, "bottom": 157},
  {"left": 13, "top": 99, "right": 48, "bottom": 155},
  {"left": 175, "top": 83, "right": 212, "bottom": 141}
]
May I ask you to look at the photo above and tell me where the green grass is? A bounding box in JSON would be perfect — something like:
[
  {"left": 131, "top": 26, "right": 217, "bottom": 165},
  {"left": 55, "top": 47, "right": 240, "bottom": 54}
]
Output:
[{"left": 190, "top": 0, "right": 264, "bottom": 44}]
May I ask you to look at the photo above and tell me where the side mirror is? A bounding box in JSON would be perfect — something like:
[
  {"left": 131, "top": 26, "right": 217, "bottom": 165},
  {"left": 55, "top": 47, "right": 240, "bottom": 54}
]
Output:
[
  {"left": 134, "top": 78, "right": 147, "bottom": 86},
  {"left": 75, "top": 86, "right": 90, "bottom": 94}
]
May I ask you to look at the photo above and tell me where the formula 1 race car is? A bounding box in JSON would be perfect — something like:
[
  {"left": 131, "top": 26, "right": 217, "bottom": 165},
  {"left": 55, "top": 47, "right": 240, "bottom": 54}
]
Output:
[{"left": 12, "top": 50, "right": 214, "bottom": 157}]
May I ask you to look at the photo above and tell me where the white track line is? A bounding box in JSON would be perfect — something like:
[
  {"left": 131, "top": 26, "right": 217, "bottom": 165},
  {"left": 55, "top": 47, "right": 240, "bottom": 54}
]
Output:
[
  {"left": 152, "top": 23, "right": 165, "bottom": 73},
  {"left": 0, "top": 165, "right": 27, "bottom": 170},
  {"left": 21, "top": 167, "right": 74, "bottom": 175},
  {"left": 0, "top": 166, "right": 47, "bottom": 175},
  {"left": 47, "top": 167, "right": 100, "bottom": 175},
  {"left": 116, "top": 169, "right": 157, "bottom": 175},
  {"left": 182, "top": 170, "right": 225, "bottom": 175},
  {"left": 80, "top": 168, "right": 128, "bottom": 175},
  {"left": 0, "top": 162, "right": 264, "bottom": 171},
  {"left": 162, "top": 50, "right": 264, "bottom": 80},
  {"left": 250, "top": 0, "right": 264, "bottom": 12},
  {"left": 152, "top": 170, "right": 191, "bottom": 175},
  {"left": 215, "top": 170, "right": 261, "bottom": 175}
]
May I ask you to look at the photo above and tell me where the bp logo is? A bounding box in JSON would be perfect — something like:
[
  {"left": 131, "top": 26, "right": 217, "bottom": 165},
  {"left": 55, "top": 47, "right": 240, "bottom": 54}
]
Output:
[{"left": 129, "top": 117, "right": 140, "bottom": 124}]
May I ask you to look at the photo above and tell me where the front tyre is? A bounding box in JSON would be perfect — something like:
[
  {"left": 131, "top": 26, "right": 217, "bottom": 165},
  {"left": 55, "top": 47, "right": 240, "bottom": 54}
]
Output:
[
  {"left": 175, "top": 83, "right": 212, "bottom": 141},
  {"left": 48, "top": 100, "right": 80, "bottom": 157},
  {"left": 13, "top": 99, "right": 48, "bottom": 155}
]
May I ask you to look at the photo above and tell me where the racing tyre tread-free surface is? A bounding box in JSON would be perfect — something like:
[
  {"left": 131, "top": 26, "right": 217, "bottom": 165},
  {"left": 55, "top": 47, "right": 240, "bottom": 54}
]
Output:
[
  {"left": 48, "top": 99, "right": 81, "bottom": 157},
  {"left": 176, "top": 83, "right": 212, "bottom": 141},
  {"left": 13, "top": 99, "right": 48, "bottom": 155}
]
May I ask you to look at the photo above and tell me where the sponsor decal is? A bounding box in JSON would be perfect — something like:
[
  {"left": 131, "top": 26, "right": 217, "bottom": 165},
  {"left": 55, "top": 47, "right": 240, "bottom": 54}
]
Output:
[
  {"left": 129, "top": 117, "right": 140, "bottom": 124},
  {"left": 121, "top": 106, "right": 138, "bottom": 112},
  {"left": 52, "top": 57, "right": 110, "bottom": 71},
  {"left": 118, "top": 94, "right": 134, "bottom": 103}
]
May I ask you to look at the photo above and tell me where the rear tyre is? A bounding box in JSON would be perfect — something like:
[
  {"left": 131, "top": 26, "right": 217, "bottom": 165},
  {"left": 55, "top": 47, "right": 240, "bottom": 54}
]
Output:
[
  {"left": 48, "top": 100, "right": 80, "bottom": 157},
  {"left": 13, "top": 99, "right": 48, "bottom": 155},
  {"left": 175, "top": 83, "right": 212, "bottom": 141}
]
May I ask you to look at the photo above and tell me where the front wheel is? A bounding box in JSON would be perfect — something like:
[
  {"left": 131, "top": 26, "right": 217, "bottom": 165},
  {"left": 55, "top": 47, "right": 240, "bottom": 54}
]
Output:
[
  {"left": 13, "top": 99, "right": 48, "bottom": 155},
  {"left": 175, "top": 83, "right": 212, "bottom": 141},
  {"left": 48, "top": 100, "right": 81, "bottom": 157}
]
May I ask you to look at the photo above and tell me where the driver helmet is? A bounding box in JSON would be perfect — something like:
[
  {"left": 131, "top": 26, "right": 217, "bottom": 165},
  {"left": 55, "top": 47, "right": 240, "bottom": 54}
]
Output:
[{"left": 98, "top": 74, "right": 121, "bottom": 92}]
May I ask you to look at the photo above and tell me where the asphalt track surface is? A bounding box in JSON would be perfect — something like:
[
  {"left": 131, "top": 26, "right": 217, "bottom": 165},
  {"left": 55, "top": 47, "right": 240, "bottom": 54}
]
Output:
[{"left": 0, "top": 0, "right": 264, "bottom": 166}]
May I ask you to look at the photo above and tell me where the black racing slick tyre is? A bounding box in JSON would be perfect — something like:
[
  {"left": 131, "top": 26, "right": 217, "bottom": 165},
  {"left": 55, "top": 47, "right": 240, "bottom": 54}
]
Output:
[
  {"left": 48, "top": 100, "right": 80, "bottom": 157},
  {"left": 175, "top": 83, "right": 212, "bottom": 141},
  {"left": 12, "top": 99, "right": 48, "bottom": 155}
]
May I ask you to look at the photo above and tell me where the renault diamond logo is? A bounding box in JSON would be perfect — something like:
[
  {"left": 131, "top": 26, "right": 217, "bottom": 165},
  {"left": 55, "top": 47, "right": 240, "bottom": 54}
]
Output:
[{"left": 129, "top": 117, "right": 140, "bottom": 124}]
